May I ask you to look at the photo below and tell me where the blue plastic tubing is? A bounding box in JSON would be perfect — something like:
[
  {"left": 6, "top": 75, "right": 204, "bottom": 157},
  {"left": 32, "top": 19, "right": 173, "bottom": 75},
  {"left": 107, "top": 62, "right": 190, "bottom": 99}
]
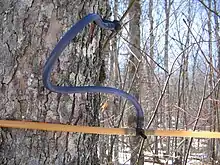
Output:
[{"left": 43, "top": 13, "right": 144, "bottom": 129}]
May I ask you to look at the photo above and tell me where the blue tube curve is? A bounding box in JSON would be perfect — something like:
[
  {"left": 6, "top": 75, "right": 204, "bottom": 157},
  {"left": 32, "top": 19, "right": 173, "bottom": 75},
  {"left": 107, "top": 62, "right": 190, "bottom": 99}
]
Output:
[{"left": 43, "top": 13, "right": 144, "bottom": 129}]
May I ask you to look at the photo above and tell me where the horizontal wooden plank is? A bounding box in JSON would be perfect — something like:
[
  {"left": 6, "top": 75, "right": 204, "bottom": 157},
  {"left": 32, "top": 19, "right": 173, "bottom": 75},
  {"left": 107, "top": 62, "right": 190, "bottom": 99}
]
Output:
[
  {"left": 0, "top": 120, "right": 135, "bottom": 135},
  {"left": 0, "top": 120, "right": 220, "bottom": 138}
]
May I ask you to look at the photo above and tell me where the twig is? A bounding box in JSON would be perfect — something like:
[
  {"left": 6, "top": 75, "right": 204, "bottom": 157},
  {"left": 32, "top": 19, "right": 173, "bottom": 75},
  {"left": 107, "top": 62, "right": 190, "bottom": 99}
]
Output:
[
  {"left": 146, "top": 44, "right": 193, "bottom": 129},
  {"left": 183, "top": 19, "right": 219, "bottom": 75},
  {"left": 197, "top": 0, "right": 220, "bottom": 18},
  {"left": 184, "top": 71, "right": 208, "bottom": 164}
]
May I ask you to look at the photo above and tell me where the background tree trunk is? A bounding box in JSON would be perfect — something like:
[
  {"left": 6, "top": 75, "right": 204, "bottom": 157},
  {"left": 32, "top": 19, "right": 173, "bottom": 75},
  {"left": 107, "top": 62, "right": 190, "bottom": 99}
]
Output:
[
  {"left": 0, "top": 0, "right": 110, "bottom": 164},
  {"left": 164, "top": 0, "right": 172, "bottom": 161},
  {"left": 127, "top": 0, "right": 144, "bottom": 164}
]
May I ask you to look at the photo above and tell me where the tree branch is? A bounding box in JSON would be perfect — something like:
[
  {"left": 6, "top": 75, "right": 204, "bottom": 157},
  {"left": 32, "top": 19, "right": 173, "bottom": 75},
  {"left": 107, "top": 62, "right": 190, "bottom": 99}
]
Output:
[{"left": 197, "top": 0, "right": 220, "bottom": 18}]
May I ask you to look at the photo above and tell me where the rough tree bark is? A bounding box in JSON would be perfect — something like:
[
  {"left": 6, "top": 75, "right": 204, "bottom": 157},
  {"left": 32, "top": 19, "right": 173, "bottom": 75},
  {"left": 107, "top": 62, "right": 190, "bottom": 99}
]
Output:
[
  {"left": 0, "top": 0, "right": 110, "bottom": 164},
  {"left": 106, "top": 0, "right": 120, "bottom": 164}
]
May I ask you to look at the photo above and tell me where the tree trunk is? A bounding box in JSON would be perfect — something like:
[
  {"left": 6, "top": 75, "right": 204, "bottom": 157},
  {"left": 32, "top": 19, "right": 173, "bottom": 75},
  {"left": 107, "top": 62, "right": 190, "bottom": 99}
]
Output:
[
  {"left": 213, "top": 0, "right": 220, "bottom": 160},
  {"left": 164, "top": 0, "right": 172, "bottom": 161},
  {"left": 128, "top": 0, "right": 144, "bottom": 164},
  {"left": 207, "top": 1, "right": 216, "bottom": 164},
  {"left": 0, "top": 0, "right": 110, "bottom": 164}
]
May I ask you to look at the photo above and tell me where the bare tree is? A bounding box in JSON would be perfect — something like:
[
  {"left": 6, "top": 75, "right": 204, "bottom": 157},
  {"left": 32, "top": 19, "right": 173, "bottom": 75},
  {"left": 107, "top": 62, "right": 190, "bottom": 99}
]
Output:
[
  {"left": 164, "top": 0, "right": 172, "bottom": 161},
  {"left": 127, "top": 0, "right": 144, "bottom": 164}
]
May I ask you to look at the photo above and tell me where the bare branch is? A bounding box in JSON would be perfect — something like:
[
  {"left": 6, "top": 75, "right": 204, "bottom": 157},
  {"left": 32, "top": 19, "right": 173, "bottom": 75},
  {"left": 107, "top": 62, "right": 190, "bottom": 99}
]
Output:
[{"left": 197, "top": 0, "right": 220, "bottom": 18}]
